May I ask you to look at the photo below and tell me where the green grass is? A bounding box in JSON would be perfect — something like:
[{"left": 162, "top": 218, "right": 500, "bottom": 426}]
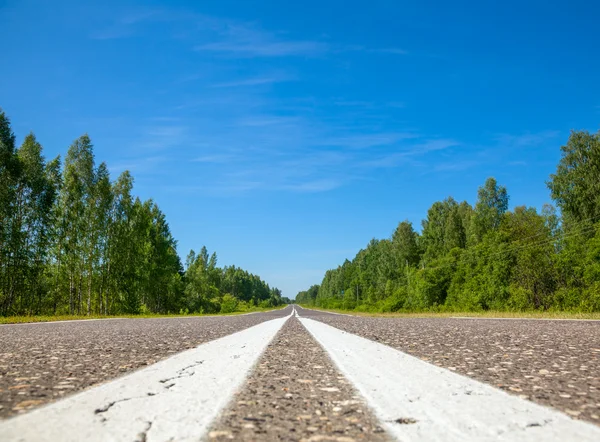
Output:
[
  {"left": 0, "top": 305, "right": 287, "bottom": 324},
  {"left": 297, "top": 305, "right": 600, "bottom": 320}
]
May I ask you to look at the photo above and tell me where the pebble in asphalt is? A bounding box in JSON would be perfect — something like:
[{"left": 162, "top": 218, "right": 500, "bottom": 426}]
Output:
[
  {"left": 297, "top": 306, "right": 600, "bottom": 425},
  {"left": 208, "top": 316, "right": 389, "bottom": 442},
  {"left": 0, "top": 307, "right": 291, "bottom": 419}
]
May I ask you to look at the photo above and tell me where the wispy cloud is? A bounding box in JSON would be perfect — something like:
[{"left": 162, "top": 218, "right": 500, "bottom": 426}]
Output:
[
  {"left": 332, "top": 100, "right": 405, "bottom": 109},
  {"left": 433, "top": 160, "right": 481, "bottom": 172},
  {"left": 195, "top": 23, "right": 328, "bottom": 57},
  {"left": 237, "top": 115, "right": 301, "bottom": 127},
  {"left": 283, "top": 179, "right": 343, "bottom": 193},
  {"left": 196, "top": 39, "right": 327, "bottom": 57},
  {"left": 494, "top": 131, "right": 560, "bottom": 148},
  {"left": 90, "top": 9, "right": 161, "bottom": 40},
  {"left": 192, "top": 154, "right": 236, "bottom": 163},
  {"left": 108, "top": 155, "right": 167, "bottom": 175},
  {"left": 320, "top": 132, "right": 417, "bottom": 149},
  {"left": 361, "top": 139, "right": 459, "bottom": 168},
  {"left": 128, "top": 124, "right": 191, "bottom": 153},
  {"left": 91, "top": 8, "right": 405, "bottom": 60},
  {"left": 371, "top": 47, "right": 409, "bottom": 55},
  {"left": 211, "top": 75, "right": 292, "bottom": 88},
  {"left": 342, "top": 45, "right": 409, "bottom": 56}
]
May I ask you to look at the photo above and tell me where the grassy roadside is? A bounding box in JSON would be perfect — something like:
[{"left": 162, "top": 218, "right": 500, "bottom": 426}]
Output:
[
  {"left": 0, "top": 305, "right": 288, "bottom": 324},
  {"left": 297, "top": 305, "right": 600, "bottom": 320}
]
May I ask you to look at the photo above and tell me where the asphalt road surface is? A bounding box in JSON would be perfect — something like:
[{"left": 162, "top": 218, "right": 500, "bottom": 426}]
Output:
[
  {"left": 0, "top": 308, "right": 290, "bottom": 419},
  {"left": 209, "top": 317, "right": 388, "bottom": 441},
  {"left": 297, "top": 306, "right": 600, "bottom": 424},
  {"left": 1, "top": 305, "right": 599, "bottom": 441}
]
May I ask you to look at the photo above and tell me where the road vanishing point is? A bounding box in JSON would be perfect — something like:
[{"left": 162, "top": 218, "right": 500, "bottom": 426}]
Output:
[{"left": 1, "top": 305, "right": 599, "bottom": 441}]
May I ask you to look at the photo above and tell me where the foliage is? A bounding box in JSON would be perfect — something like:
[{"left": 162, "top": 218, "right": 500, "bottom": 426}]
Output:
[
  {"left": 297, "top": 129, "right": 600, "bottom": 313},
  {"left": 0, "top": 108, "right": 282, "bottom": 316}
]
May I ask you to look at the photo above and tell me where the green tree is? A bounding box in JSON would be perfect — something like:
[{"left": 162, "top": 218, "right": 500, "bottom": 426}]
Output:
[
  {"left": 548, "top": 130, "right": 600, "bottom": 224},
  {"left": 471, "top": 177, "right": 509, "bottom": 243}
]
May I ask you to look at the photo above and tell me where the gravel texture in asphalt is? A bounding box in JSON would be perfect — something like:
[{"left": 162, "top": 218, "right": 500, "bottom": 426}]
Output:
[
  {"left": 0, "top": 307, "right": 292, "bottom": 419},
  {"left": 209, "top": 316, "right": 389, "bottom": 442},
  {"left": 297, "top": 306, "right": 600, "bottom": 425}
]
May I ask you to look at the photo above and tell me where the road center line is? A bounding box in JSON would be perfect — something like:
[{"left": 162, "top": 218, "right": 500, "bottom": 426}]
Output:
[
  {"left": 298, "top": 316, "right": 600, "bottom": 442},
  {"left": 0, "top": 313, "right": 291, "bottom": 442}
]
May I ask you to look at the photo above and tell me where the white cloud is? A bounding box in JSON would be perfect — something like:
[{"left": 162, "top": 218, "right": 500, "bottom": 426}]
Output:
[
  {"left": 494, "top": 131, "right": 560, "bottom": 148},
  {"left": 211, "top": 76, "right": 292, "bottom": 88},
  {"left": 194, "top": 22, "right": 328, "bottom": 57}
]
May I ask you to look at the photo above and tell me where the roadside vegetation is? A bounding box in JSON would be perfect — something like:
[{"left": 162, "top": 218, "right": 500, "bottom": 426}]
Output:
[
  {"left": 0, "top": 305, "right": 286, "bottom": 324},
  {"left": 299, "top": 306, "right": 600, "bottom": 320},
  {"left": 297, "top": 129, "right": 600, "bottom": 314},
  {"left": 0, "top": 108, "right": 290, "bottom": 317}
]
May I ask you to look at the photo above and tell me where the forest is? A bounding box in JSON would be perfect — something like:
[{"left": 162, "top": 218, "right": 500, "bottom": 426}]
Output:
[
  {"left": 0, "top": 108, "right": 287, "bottom": 317},
  {"left": 296, "top": 129, "right": 600, "bottom": 312}
]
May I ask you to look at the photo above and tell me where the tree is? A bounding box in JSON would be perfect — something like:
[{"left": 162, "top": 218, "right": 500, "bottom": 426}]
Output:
[
  {"left": 0, "top": 109, "right": 280, "bottom": 318},
  {"left": 471, "top": 177, "right": 509, "bottom": 243},
  {"left": 7, "top": 134, "right": 57, "bottom": 313},
  {"left": 391, "top": 220, "right": 420, "bottom": 268},
  {"left": 548, "top": 129, "right": 600, "bottom": 224},
  {"left": 0, "top": 110, "right": 18, "bottom": 313}
]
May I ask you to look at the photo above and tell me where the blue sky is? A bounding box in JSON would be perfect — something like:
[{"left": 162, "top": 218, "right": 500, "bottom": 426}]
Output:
[{"left": 1, "top": 0, "right": 599, "bottom": 297}]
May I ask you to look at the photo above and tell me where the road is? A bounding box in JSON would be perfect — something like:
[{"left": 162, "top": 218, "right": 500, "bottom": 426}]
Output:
[
  {"left": 0, "top": 308, "right": 289, "bottom": 419},
  {"left": 0, "top": 305, "right": 598, "bottom": 441}
]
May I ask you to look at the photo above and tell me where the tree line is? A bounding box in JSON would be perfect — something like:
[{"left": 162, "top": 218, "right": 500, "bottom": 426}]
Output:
[
  {"left": 297, "top": 129, "right": 600, "bottom": 312},
  {"left": 0, "top": 108, "right": 286, "bottom": 316}
]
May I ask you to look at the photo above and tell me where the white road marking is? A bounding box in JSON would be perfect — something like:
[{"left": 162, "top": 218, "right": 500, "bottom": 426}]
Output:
[
  {"left": 0, "top": 313, "right": 291, "bottom": 442},
  {"left": 299, "top": 316, "right": 600, "bottom": 442}
]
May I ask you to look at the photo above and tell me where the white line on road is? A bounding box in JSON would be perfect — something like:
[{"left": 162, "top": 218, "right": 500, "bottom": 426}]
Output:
[
  {"left": 299, "top": 316, "right": 600, "bottom": 442},
  {"left": 0, "top": 313, "right": 291, "bottom": 442}
]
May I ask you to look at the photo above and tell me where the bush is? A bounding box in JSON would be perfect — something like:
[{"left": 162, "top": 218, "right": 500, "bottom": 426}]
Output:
[
  {"left": 220, "top": 294, "right": 239, "bottom": 313},
  {"left": 380, "top": 287, "right": 407, "bottom": 312},
  {"left": 507, "top": 284, "right": 533, "bottom": 310},
  {"left": 258, "top": 299, "right": 272, "bottom": 309}
]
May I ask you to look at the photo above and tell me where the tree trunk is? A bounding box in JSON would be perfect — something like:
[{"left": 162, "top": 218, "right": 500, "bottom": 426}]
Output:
[{"left": 69, "top": 273, "right": 74, "bottom": 315}]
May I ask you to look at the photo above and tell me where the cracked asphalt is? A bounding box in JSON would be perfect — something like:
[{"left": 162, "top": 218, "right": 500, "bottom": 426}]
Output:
[
  {"left": 2, "top": 304, "right": 599, "bottom": 440},
  {"left": 0, "top": 307, "right": 291, "bottom": 419},
  {"left": 209, "top": 316, "right": 388, "bottom": 442},
  {"left": 296, "top": 306, "right": 600, "bottom": 425}
]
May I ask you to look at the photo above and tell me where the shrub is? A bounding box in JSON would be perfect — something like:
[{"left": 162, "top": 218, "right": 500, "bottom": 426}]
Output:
[{"left": 220, "top": 294, "right": 239, "bottom": 313}]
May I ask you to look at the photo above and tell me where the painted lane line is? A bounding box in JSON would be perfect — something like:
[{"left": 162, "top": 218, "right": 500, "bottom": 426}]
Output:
[
  {"left": 0, "top": 314, "right": 292, "bottom": 442},
  {"left": 299, "top": 317, "right": 600, "bottom": 442}
]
